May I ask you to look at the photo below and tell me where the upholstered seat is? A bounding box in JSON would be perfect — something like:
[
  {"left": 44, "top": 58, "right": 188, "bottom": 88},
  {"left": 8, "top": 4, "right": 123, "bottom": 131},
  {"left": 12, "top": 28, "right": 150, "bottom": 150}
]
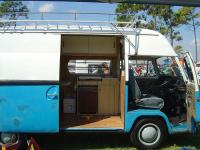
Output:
[{"left": 129, "top": 69, "right": 164, "bottom": 109}]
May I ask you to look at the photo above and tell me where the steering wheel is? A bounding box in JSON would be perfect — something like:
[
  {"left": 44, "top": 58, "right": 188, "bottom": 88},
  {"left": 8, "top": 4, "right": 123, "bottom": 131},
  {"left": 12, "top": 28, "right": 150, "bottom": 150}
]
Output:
[
  {"left": 144, "top": 77, "right": 177, "bottom": 94},
  {"left": 161, "top": 77, "right": 184, "bottom": 88}
]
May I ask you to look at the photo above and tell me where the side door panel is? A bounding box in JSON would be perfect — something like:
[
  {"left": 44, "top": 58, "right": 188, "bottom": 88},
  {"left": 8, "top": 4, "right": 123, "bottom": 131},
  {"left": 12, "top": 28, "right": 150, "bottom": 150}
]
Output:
[
  {"left": 182, "top": 52, "right": 199, "bottom": 123},
  {"left": 0, "top": 33, "right": 61, "bottom": 132},
  {"left": 0, "top": 84, "right": 59, "bottom": 132}
]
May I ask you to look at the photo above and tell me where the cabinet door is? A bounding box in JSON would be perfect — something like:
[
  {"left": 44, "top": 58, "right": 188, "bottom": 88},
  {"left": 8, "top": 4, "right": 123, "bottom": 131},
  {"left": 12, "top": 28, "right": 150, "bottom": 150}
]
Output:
[
  {"left": 98, "top": 79, "right": 119, "bottom": 115},
  {"left": 89, "top": 37, "right": 116, "bottom": 54},
  {"left": 98, "top": 85, "right": 115, "bottom": 114},
  {"left": 62, "top": 36, "right": 89, "bottom": 54},
  {"left": 78, "top": 86, "right": 98, "bottom": 114}
]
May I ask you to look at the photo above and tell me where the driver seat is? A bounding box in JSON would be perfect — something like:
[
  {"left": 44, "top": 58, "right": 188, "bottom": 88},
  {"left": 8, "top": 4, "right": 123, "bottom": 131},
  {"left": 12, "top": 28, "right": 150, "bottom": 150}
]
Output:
[{"left": 129, "top": 69, "right": 164, "bottom": 109}]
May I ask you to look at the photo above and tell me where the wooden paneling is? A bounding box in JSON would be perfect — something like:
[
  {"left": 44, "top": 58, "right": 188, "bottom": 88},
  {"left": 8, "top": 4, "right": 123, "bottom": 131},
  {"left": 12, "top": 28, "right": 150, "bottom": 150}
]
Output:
[
  {"left": 62, "top": 36, "right": 117, "bottom": 55},
  {"left": 89, "top": 36, "right": 116, "bottom": 54},
  {"left": 77, "top": 80, "right": 100, "bottom": 86},
  {"left": 61, "top": 115, "right": 123, "bottom": 128},
  {"left": 62, "top": 36, "right": 89, "bottom": 53},
  {"left": 77, "top": 78, "right": 120, "bottom": 115},
  {"left": 98, "top": 78, "right": 119, "bottom": 115},
  {"left": 120, "top": 71, "right": 125, "bottom": 127}
]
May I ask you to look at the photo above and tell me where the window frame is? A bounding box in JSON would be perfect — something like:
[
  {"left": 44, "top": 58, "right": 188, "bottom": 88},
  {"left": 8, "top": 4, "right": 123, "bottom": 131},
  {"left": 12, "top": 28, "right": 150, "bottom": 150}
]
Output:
[
  {"left": 156, "top": 56, "right": 183, "bottom": 77},
  {"left": 67, "top": 59, "right": 112, "bottom": 76},
  {"left": 128, "top": 57, "right": 159, "bottom": 78}
]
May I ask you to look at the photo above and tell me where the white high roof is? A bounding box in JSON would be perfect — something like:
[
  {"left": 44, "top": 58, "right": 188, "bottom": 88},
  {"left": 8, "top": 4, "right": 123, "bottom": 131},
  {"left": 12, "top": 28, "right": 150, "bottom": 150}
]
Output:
[
  {"left": 125, "top": 29, "right": 177, "bottom": 57},
  {"left": 0, "top": 22, "right": 177, "bottom": 57}
]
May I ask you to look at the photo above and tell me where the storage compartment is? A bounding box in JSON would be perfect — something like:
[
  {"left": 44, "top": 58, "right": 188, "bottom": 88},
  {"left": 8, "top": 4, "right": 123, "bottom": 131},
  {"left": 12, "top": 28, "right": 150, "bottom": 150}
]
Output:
[
  {"left": 62, "top": 36, "right": 89, "bottom": 54},
  {"left": 62, "top": 35, "right": 117, "bottom": 55},
  {"left": 98, "top": 78, "right": 119, "bottom": 114},
  {"left": 63, "top": 98, "right": 76, "bottom": 113},
  {"left": 77, "top": 86, "right": 98, "bottom": 114},
  {"left": 89, "top": 36, "right": 116, "bottom": 54}
]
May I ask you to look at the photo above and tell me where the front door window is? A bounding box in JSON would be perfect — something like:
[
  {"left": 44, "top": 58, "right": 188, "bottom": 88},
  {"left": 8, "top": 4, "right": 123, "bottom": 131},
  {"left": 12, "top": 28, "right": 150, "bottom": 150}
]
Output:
[{"left": 182, "top": 56, "right": 194, "bottom": 83}]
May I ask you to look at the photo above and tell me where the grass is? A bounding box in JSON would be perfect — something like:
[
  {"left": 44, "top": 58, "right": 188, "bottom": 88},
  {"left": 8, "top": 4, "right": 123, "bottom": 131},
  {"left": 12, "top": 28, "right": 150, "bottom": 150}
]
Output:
[{"left": 34, "top": 132, "right": 200, "bottom": 150}]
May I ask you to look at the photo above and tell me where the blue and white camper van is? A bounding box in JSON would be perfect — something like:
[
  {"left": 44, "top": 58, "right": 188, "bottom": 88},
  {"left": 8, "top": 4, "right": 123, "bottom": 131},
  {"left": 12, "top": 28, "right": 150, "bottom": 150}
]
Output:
[{"left": 0, "top": 15, "right": 199, "bottom": 149}]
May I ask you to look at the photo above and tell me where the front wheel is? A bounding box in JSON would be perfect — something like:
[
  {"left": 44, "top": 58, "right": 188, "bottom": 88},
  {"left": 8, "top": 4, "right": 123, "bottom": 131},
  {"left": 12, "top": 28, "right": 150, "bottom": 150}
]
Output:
[{"left": 130, "top": 118, "right": 167, "bottom": 149}]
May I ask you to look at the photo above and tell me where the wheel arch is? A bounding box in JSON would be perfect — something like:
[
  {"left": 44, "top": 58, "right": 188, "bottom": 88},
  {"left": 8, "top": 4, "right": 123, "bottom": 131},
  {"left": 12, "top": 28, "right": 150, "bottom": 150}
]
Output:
[{"left": 129, "top": 115, "right": 170, "bottom": 135}]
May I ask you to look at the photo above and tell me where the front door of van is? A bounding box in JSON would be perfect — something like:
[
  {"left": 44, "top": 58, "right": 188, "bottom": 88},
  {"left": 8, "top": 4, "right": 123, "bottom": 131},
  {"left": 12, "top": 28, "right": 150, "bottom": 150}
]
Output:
[{"left": 181, "top": 52, "right": 199, "bottom": 127}]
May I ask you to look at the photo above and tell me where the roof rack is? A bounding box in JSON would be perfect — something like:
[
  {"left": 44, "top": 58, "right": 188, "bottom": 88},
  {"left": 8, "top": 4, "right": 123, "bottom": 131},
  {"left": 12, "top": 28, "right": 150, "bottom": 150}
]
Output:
[
  {"left": 0, "top": 12, "right": 140, "bottom": 54},
  {"left": 0, "top": 12, "right": 138, "bottom": 34},
  {"left": 0, "top": 20, "right": 138, "bottom": 34}
]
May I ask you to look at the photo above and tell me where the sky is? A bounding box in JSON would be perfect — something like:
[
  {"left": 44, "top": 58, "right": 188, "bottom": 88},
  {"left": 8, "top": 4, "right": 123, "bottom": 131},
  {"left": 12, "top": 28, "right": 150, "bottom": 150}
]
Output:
[{"left": 20, "top": 1, "right": 200, "bottom": 61}]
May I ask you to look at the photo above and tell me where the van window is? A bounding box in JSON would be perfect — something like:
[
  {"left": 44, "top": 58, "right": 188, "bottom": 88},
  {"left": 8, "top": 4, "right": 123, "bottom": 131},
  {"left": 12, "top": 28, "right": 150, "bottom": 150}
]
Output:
[
  {"left": 129, "top": 59, "right": 156, "bottom": 77},
  {"left": 157, "top": 57, "right": 181, "bottom": 77},
  {"left": 68, "top": 60, "right": 111, "bottom": 76},
  {"left": 182, "top": 56, "right": 194, "bottom": 82}
]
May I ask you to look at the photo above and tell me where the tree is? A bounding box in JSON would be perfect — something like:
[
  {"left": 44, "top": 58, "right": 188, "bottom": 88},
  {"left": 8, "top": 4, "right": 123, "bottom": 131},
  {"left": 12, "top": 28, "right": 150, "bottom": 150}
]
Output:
[
  {"left": 174, "top": 45, "right": 183, "bottom": 55},
  {"left": 178, "top": 7, "right": 200, "bottom": 62},
  {"left": 115, "top": 4, "right": 190, "bottom": 46},
  {"left": 115, "top": 4, "right": 147, "bottom": 27},
  {"left": 0, "top": 1, "right": 28, "bottom": 26},
  {"left": 116, "top": 4, "right": 158, "bottom": 28}
]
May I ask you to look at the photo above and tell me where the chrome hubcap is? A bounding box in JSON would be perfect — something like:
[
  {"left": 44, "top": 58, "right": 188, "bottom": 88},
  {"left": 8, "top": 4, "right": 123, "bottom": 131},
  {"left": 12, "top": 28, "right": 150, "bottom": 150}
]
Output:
[{"left": 138, "top": 123, "right": 161, "bottom": 146}]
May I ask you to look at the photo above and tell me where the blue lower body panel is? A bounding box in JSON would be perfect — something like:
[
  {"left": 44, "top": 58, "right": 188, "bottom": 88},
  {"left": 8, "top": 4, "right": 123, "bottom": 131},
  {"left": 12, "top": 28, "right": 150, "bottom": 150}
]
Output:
[
  {"left": 124, "top": 85, "right": 190, "bottom": 134},
  {"left": 0, "top": 85, "right": 59, "bottom": 133},
  {"left": 195, "top": 91, "right": 200, "bottom": 122}
]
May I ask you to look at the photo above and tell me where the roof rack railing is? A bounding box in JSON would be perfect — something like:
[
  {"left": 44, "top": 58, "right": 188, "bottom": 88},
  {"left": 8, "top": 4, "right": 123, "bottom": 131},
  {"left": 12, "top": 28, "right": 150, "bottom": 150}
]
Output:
[
  {"left": 0, "top": 12, "right": 139, "bottom": 55},
  {"left": 0, "top": 12, "right": 138, "bottom": 33},
  {"left": 0, "top": 11, "right": 135, "bottom": 21},
  {"left": 0, "top": 20, "right": 137, "bottom": 33}
]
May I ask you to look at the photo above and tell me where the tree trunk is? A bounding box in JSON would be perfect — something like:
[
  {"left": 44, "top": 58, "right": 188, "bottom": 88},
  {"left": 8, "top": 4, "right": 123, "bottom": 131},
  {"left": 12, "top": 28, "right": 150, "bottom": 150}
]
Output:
[
  {"left": 192, "top": 17, "right": 198, "bottom": 63},
  {"left": 154, "top": 16, "right": 157, "bottom": 30},
  {"left": 170, "top": 26, "right": 173, "bottom": 46}
]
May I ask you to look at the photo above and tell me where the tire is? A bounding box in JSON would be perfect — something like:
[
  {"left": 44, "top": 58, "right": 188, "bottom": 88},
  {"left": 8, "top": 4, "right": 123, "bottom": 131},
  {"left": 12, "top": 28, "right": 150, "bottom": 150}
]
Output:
[{"left": 130, "top": 118, "right": 167, "bottom": 149}]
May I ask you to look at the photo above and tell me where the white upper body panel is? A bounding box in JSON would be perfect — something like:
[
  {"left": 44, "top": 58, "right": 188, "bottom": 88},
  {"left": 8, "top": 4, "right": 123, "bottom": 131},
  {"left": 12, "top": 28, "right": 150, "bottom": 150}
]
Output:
[
  {"left": 0, "top": 33, "right": 61, "bottom": 81},
  {"left": 125, "top": 29, "right": 177, "bottom": 57},
  {"left": 0, "top": 28, "right": 176, "bottom": 81}
]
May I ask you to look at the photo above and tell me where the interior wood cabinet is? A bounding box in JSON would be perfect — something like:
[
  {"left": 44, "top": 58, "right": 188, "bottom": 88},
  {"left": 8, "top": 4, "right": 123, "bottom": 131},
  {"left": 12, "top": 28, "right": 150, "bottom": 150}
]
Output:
[
  {"left": 77, "top": 78, "right": 119, "bottom": 115},
  {"left": 62, "top": 36, "right": 116, "bottom": 55},
  {"left": 62, "top": 36, "right": 89, "bottom": 54},
  {"left": 89, "top": 36, "right": 116, "bottom": 54},
  {"left": 77, "top": 86, "right": 98, "bottom": 114},
  {"left": 98, "top": 78, "right": 119, "bottom": 115}
]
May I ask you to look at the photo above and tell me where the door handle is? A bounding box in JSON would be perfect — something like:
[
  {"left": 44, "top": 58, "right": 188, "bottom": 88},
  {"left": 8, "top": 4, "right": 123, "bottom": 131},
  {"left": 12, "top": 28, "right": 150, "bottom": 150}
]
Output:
[
  {"left": 46, "top": 86, "right": 58, "bottom": 100},
  {"left": 47, "top": 94, "right": 57, "bottom": 96},
  {"left": 47, "top": 93, "right": 58, "bottom": 100},
  {"left": 47, "top": 94, "right": 57, "bottom": 97}
]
